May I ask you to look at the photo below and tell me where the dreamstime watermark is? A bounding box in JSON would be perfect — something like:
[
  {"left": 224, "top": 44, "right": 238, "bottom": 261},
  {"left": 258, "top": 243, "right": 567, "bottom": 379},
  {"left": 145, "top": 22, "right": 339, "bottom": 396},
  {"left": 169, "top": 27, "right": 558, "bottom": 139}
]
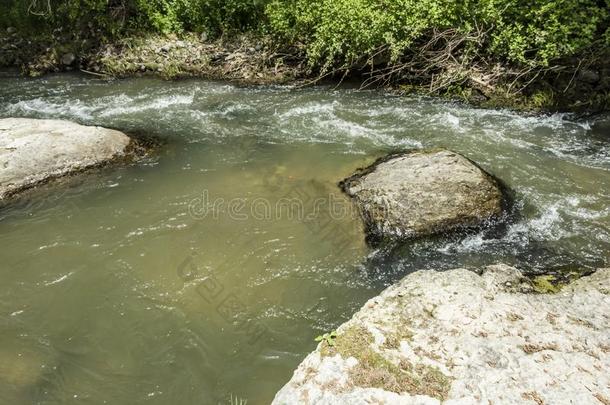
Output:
[
  {"left": 188, "top": 190, "right": 361, "bottom": 222},
  {"left": 174, "top": 169, "right": 379, "bottom": 350},
  {"left": 184, "top": 168, "right": 386, "bottom": 256},
  {"left": 174, "top": 182, "right": 365, "bottom": 347}
]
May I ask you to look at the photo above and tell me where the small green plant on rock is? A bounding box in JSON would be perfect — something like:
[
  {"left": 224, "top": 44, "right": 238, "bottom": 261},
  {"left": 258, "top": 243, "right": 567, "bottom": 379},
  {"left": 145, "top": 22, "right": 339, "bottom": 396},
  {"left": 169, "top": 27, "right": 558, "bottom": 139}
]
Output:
[{"left": 315, "top": 330, "right": 337, "bottom": 347}]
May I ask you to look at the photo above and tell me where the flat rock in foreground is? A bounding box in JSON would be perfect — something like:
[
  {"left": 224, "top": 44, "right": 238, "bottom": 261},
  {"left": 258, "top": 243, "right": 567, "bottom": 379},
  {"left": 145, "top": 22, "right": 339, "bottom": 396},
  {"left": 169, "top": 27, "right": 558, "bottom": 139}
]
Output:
[
  {"left": 340, "top": 149, "right": 505, "bottom": 241},
  {"left": 0, "top": 118, "right": 132, "bottom": 200},
  {"left": 273, "top": 265, "right": 610, "bottom": 404}
]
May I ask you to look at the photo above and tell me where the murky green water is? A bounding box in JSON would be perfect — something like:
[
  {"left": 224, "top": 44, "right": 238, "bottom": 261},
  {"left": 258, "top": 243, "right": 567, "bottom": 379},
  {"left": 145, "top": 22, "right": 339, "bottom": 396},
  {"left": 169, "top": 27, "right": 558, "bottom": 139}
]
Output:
[{"left": 0, "top": 72, "right": 608, "bottom": 404}]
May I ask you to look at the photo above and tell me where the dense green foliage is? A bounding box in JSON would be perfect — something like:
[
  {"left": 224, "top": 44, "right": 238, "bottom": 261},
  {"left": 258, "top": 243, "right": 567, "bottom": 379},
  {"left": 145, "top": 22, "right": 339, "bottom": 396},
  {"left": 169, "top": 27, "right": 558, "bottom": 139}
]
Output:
[
  {"left": 132, "top": 0, "right": 270, "bottom": 34},
  {"left": 266, "top": 0, "right": 609, "bottom": 68},
  {"left": 0, "top": 0, "right": 270, "bottom": 36},
  {"left": 1, "top": 0, "right": 608, "bottom": 69},
  {"left": 0, "top": 0, "right": 133, "bottom": 36}
]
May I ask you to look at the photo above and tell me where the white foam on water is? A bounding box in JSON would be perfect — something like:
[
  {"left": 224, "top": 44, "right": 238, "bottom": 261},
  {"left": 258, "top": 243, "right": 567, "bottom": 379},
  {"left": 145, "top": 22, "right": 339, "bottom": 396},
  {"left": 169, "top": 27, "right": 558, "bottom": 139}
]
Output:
[
  {"left": 543, "top": 136, "right": 610, "bottom": 169},
  {"left": 44, "top": 272, "right": 74, "bottom": 286},
  {"left": 437, "top": 233, "right": 488, "bottom": 254},
  {"left": 277, "top": 101, "right": 338, "bottom": 119},
  {"left": 1, "top": 91, "right": 196, "bottom": 122},
  {"left": 271, "top": 99, "right": 424, "bottom": 149},
  {"left": 444, "top": 112, "right": 460, "bottom": 128},
  {"left": 99, "top": 93, "right": 194, "bottom": 117},
  {"left": 361, "top": 105, "right": 423, "bottom": 119},
  {"left": 479, "top": 127, "right": 540, "bottom": 150},
  {"left": 209, "top": 102, "right": 256, "bottom": 119},
  {"left": 434, "top": 105, "right": 589, "bottom": 137},
  {"left": 570, "top": 207, "right": 609, "bottom": 220},
  {"left": 4, "top": 97, "right": 96, "bottom": 121},
  {"left": 499, "top": 196, "right": 583, "bottom": 247},
  {"left": 516, "top": 205, "right": 567, "bottom": 240},
  {"left": 438, "top": 194, "right": 589, "bottom": 254}
]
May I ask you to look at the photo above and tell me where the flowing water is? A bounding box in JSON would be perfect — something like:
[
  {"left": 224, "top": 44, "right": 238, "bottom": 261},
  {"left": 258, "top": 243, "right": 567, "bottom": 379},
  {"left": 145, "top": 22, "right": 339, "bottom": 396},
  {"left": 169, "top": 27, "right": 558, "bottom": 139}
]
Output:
[{"left": 0, "top": 72, "right": 608, "bottom": 404}]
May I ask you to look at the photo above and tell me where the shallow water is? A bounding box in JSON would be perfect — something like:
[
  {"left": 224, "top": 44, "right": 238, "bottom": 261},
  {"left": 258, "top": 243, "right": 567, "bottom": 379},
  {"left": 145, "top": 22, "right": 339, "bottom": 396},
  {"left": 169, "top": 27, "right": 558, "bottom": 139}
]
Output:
[{"left": 0, "top": 73, "right": 608, "bottom": 404}]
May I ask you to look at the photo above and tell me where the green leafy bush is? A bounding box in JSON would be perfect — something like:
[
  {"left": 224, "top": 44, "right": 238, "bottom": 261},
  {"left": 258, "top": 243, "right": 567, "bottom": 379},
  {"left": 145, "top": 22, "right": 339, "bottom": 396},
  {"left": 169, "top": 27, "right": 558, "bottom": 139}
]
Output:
[
  {"left": 481, "top": 0, "right": 608, "bottom": 65},
  {"left": 267, "top": 0, "right": 469, "bottom": 67},
  {"left": 0, "top": 0, "right": 270, "bottom": 37},
  {"left": 266, "top": 0, "right": 609, "bottom": 69},
  {"left": 1, "top": 0, "right": 608, "bottom": 69},
  {"left": 172, "top": 0, "right": 270, "bottom": 35},
  {"left": 0, "top": 0, "right": 136, "bottom": 36}
]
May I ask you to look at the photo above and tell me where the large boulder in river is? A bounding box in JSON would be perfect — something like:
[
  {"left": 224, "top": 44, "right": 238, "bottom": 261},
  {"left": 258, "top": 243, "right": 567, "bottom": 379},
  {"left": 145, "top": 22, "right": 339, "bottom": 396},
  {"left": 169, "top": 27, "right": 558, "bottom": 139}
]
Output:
[
  {"left": 273, "top": 265, "right": 610, "bottom": 404},
  {"left": 340, "top": 149, "right": 505, "bottom": 242},
  {"left": 0, "top": 118, "right": 133, "bottom": 200}
]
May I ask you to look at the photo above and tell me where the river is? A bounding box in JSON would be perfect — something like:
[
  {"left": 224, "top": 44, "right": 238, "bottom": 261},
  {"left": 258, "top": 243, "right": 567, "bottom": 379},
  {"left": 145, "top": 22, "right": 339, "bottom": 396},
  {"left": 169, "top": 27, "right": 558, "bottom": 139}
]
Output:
[{"left": 0, "top": 72, "right": 608, "bottom": 404}]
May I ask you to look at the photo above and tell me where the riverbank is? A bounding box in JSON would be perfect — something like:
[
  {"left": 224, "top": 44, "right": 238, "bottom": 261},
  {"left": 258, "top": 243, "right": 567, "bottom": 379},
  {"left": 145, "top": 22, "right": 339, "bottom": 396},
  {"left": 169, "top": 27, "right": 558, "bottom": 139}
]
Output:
[
  {"left": 273, "top": 264, "right": 610, "bottom": 404},
  {"left": 1, "top": 32, "right": 608, "bottom": 114},
  {"left": 0, "top": 32, "right": 306, "bottom": 84}
]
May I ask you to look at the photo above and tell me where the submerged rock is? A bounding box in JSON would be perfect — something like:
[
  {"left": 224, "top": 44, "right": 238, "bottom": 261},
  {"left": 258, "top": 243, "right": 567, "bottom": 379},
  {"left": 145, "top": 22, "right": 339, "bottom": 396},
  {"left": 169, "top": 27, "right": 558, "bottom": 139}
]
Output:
[
  {"left": 0, "top": 340, "right": 58, "bottom": 403},
  {"left": 0, "top": 348, "right": 55, "bottom": 388},
  {"left": 340, "top": 149, "right": 505, "bottom": 242},
  {"left": 273, "top": 265, "right": 610, "bottom": 405},
  {"left": 0, "top": 118, "right": 133, "bottom": 200}
]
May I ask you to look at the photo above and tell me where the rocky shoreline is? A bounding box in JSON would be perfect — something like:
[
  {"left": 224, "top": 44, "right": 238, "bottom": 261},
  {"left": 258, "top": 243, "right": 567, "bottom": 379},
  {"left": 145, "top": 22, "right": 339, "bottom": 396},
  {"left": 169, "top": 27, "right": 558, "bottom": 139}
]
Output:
[
  {"left": 272, "top": 149, "right": 610, "bottom": 404},
  {"left": 273, "top": 264, "right": 610, "bottom": 404}
]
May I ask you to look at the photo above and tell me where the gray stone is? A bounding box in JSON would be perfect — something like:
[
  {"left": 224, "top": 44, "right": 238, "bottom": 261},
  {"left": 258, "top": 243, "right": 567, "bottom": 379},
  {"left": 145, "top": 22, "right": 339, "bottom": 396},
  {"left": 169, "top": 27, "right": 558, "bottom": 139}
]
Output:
[
  {"left": 60, "top": 52, "right": 76, "bottom": 66},
  {"left": 6, "top": 27, "right": 16, "bottom": 35},
  {"left": 340, "top": 149, "right": 504, "bottom": 241},
  {"left": 0, "top": 118, "right": 132, "bottom": 200},
  {"left": 273, "top": 265, "right": 610, "bottom": 405}
]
